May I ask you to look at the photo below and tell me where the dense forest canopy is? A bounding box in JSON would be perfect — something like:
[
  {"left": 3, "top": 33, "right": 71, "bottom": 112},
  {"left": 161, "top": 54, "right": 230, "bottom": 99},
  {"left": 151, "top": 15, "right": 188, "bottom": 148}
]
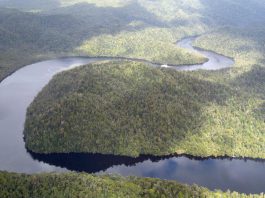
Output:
[
  {"left": 0, "top": 0, "right": 265, "bottom": 82},
  {"left": 0, "top": 0, "right": 264, "bottom": 164},
  {"left": 24, "top": 61, "right": 231, "bottom": 155},
  {"left": 10, "top": 0, "right": 263, "bottom": 159},
  {"left": 1, "top": 171, "right": 263, "bottom": 197},
  {"left": 24, "top": 60, "right": 265, "bottom": 158},
  {"left": 0, "top": 0, "right": 265, "bottom": 197}
]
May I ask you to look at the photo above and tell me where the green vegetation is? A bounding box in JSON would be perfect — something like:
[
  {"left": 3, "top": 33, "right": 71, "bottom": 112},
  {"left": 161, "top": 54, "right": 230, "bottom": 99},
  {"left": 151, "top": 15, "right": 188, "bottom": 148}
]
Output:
[
  {"left": 0, "top": 4, "right": 205, "bottom": 82},
  {"left": 194, "top": 27, "right": 265, "bottom": 70},
  {"left": 76, "top": 27, "right": 206, "bottom": 65},
  {"left": 24, "top": 61, "right": 265, "bottom": 158},
  {"left": 26, "top": 61, "right": 222, "bottom": 155},
  {"left": 0, "top": 0, "right": 263, "bottom": 159},
  {"left": 1, "top": 0, "right": 265, "bottom": 196},
  {"left": 183, "top": 27, "right": 265, "bottom": 158},
  {"left": 0, "top": 171, "right": 263, "bottom": 197},
  {"left": 1, "top": 0, "right": 264, "bottom": 83},
  {"left": 0, "top": 8, "right": 83, "bottom": 81}
]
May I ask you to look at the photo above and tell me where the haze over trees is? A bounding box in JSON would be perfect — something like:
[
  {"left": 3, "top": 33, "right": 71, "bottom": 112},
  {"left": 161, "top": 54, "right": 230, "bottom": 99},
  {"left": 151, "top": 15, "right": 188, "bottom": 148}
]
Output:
[
  {"left": 16, "top": 0, "right": 265, "bottom": 159},
  {"left": 1, "top": 0, "right": 264, "bottom": 82},
  {"left": 0, "top": 0, "right": 265, "bottom": 197}
]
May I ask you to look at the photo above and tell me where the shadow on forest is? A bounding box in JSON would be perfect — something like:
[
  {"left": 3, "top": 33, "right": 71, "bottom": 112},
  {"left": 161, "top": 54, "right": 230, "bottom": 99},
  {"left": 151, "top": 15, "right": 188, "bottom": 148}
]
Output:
[
  {"left": 0, "top": 1, "right": 165, "bottom": 53},
  {"left": 2, "top": 0, "right": 264, "bottom": 66},
  {"left": 232, "top": 65, "right": 265, "bottom": 98},
  {"left": 3, "top": 0, "right": 265, "bottom": 170},
  {"left": 231, "top": 65, "right": 265, "bottom": 121},
  {"left": 106, "top": 70, "right": 233, "bottom": 153},
  {"left": 25, "top": 63, "right": 234, "bottom": 157}
]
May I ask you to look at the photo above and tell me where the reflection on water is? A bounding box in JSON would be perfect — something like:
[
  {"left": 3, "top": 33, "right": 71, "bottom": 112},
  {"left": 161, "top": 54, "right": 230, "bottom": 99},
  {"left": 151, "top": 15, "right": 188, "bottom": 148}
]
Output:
[
  {"left": 28, "top": 151, "right": 166, "bottom": 173},
  {"left": 0, "top": 57, "right": 100, "bottom": 173},
  {"left": 0, "top": 37, "right": 259, "bottom": 194},
  {"left": 29, "top": 151, "right": 265, "bottom": 194},
  {"left": 104, "top": 157, "right": 265, "bottom": 194}
]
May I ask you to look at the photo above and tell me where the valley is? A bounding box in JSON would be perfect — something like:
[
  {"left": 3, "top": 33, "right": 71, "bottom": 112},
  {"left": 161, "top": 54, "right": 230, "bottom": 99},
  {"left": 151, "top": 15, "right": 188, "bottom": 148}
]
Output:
[{"left": 0, "top": 0, "right": 265, "bottom": 197}]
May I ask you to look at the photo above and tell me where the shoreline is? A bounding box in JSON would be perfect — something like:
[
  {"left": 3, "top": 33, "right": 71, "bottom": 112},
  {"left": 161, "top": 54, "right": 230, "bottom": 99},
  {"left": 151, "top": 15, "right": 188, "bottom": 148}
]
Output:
[{"left": 0, "top": 34, "right": 235, "bottom": 84}]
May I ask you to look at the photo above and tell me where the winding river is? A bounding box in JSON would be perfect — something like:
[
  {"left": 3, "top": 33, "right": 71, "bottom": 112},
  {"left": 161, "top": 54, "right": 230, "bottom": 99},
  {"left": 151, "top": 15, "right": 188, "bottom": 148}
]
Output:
[{"left": 1, "top": 37, "right": 264, "bottom": 194}]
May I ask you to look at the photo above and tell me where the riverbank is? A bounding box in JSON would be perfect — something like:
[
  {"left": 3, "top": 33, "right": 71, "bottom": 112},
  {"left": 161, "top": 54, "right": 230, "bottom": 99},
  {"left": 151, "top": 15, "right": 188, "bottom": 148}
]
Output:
[
  {"left": 1, "top": 37, "right": 264, "bottom": 194},
  {"left": 23, "top": 60, "right": 235, "bottom": 156},
  {"left": 0, "top": 171, "right": 263, "bottom": 197}
]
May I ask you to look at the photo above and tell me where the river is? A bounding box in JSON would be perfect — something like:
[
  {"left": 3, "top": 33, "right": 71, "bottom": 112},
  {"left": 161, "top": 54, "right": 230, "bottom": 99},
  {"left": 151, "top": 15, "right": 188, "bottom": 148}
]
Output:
[{"left": 1, "top": 37, "right": 264, "bottom": 194}]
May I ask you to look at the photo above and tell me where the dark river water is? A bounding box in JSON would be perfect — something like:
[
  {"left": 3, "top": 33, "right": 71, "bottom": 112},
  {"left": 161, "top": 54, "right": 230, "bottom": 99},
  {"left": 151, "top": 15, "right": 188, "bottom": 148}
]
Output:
[{"left": 1, "top": 37, "right": 264, "bottom": 194}]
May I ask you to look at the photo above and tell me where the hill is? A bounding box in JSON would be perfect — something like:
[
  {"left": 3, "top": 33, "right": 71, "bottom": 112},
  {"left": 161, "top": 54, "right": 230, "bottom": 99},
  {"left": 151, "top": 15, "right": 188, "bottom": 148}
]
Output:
[
  {"left": 24, "top": 61, "right": 265, "bottom": 158},
  {"left": 24, "top": 61, "right": 229, "bottom": 156},
  {"left": 0, "top": 5, "right": 205, "bottom": 82},
  {"left": 1, "top": 0, "right": 265, "bottom": 82}
]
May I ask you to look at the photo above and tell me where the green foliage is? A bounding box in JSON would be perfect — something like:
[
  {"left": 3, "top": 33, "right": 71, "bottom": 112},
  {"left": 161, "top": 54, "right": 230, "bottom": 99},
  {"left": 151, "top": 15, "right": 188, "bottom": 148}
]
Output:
[
  {"left": 1, "top": 0, "right": 264, "bottom": 82},
  {"left": 194, "top": 27, "right": 265, "bottom": 70},
  {"left": 21, "top": 61, "right": 228, "bottom": 156},
  {"left": 180, "top": 27, "right": 265, "bottom": 158},
  {"left": 1, "top": 0, "right": 264, "bottom": 159},
  {"left": 0, "top": 3, "right": 205, "bottom": 82},
  {"left": 0, "top": 171, "right": 262, "bottom": 198},
  {"left": 76, "top": 27, "right": 206, "bottom": 66},
  {"left": 0, "top": 8, "right": 84, "bottom": 81},
  {"left": 24, "top": 59, "right": 265, "bottom": 158},
  {"left": 1, "top": 1, "right": 265, "bottom": 196}
]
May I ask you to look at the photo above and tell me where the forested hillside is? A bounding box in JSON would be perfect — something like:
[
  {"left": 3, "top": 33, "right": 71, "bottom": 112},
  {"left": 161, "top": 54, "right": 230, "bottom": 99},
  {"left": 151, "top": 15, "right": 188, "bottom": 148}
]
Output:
[
  {"left": 0, "top": 8, "right": 82, "bottom": 81},
  {"left": 2, "top": 0, "right": 260, "bottom": 159},
  {"left": 0, "top": 171, "right": 263, "bottom": 197},
  {"left": 1, "top": 0, "right": 265, "bottom": 197},
  {"left": 24, "top": 61, "right": 265, "bottom": 158},
  {"left": 1, "top": 0, "right": 265, "bottom": 82},
  {"left": 0, "top": 2, "right": 205, "bottom": 82}
]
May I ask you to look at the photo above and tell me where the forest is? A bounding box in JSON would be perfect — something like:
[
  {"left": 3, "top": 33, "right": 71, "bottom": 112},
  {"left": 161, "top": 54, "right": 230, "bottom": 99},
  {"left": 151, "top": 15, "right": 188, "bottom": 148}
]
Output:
[
  {"left": 1, "top": 0, "right": 265, "bottom": 82},
  {"left": 24, "top": 61, "right": 265, "bottom": 158},
  {"left": 0, "top": 1, "right": 207, "bottom": 82},
  {"left": 1, "top": 0, "right": 265, "bottom": 197},
  {"left": 0, "top": 171, "right": 263, "bottom": 197}
]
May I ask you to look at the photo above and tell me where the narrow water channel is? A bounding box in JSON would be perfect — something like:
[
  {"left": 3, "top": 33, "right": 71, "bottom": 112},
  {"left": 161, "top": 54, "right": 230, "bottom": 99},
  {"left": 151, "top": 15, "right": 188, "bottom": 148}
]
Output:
[{"left": 2, "top": 37, "right": 263, "bottom": 194}]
